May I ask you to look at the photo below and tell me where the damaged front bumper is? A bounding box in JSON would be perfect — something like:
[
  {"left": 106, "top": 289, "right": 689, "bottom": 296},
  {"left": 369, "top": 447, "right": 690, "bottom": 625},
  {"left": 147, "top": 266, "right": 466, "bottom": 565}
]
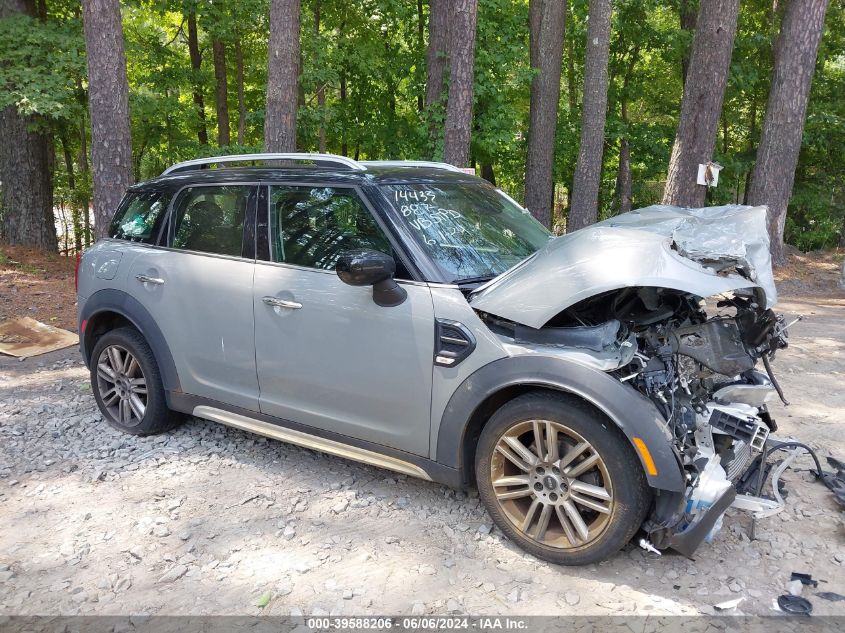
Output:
[{"left": 666, "top": 486, "right": 738, "bottom": 558}]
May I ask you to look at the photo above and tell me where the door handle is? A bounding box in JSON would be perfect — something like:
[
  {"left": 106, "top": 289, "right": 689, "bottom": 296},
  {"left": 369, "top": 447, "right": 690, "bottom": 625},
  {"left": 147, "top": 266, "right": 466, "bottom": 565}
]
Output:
[
  {"left": 263, "top": 296, "right": 302, "bottom": 310},
  {"left": 136, "top": 274, "right": 165, "bottom": 285}
]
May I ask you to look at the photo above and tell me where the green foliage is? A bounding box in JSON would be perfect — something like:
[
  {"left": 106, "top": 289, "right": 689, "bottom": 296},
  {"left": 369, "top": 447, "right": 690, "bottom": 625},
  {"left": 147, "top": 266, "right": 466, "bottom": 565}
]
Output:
[
  {"left": 0, "top": 0, "right": 842, "bottom": 251},
  {"left": 0, "top": 14, "right": 85, "bottom": 123}
]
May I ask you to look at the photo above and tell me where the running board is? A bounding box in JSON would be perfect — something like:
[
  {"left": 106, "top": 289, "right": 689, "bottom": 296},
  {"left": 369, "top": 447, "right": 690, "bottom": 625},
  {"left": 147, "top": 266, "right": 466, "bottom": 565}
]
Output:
[{"left": 192, "top": 405, "right": 432, "bottom": 481}]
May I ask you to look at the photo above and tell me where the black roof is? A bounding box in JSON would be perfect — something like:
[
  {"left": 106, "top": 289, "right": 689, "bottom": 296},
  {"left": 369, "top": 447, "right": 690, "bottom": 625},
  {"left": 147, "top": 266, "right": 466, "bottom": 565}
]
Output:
[{"left": 129, "top": 165, "right": 482, "bottom": 193}]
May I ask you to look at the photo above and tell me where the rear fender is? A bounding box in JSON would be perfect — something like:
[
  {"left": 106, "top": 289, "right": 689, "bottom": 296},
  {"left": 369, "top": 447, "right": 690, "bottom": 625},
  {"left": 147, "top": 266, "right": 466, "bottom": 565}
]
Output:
[{"left": 79, "top": 288, "right": 181, "bottom": 394}]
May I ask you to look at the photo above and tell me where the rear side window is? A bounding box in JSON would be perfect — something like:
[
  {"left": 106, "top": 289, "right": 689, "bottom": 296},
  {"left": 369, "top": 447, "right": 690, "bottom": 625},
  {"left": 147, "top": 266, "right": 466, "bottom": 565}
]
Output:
[
  {"left": 109, "top": 192, "right": 170, "bottom": 243},
  {"left": 168, "top": 185, "right": 254, "bottom": 257}
]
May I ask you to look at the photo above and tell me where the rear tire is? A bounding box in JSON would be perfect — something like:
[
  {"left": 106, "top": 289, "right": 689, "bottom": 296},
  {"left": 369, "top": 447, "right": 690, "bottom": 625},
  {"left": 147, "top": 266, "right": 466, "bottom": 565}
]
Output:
[
  {"left": 90, "top": 327, "right": 183, "bottom": 435},
  {"left": 475, "top": 391, "right": 651, "bottom": 565}
]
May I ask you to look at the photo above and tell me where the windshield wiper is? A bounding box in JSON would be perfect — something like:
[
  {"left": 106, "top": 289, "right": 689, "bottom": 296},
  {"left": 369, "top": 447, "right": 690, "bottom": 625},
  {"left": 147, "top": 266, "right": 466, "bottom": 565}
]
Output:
[{"left": 453, "top": 275, "right": 495, "bottom": 286}]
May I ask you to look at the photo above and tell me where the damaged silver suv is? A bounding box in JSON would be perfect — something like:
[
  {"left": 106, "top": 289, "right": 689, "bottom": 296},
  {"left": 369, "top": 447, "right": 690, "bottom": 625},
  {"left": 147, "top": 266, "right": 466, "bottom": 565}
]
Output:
[{"left": 77, "top": 153, "right": 791, "bottom": 565}]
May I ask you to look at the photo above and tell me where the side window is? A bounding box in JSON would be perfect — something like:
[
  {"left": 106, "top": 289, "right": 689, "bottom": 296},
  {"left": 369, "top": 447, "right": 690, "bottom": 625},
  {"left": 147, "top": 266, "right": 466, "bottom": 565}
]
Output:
[
  {"left": 169, "top": 186, "right": 252, "bottom": 257},
  {"left": 109, "top": 192, "right": 170, "bottom": 243},
  {"left": 270, "top": 186, "right": 395, "bottom": 271}
]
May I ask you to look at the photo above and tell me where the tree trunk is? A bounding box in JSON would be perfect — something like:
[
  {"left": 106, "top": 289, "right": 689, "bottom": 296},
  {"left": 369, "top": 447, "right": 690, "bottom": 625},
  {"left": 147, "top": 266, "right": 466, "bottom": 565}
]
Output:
[
  {"left": 613, "top": 138, "right": 632, "bottom": 215},
  {"left": 742, "top": 97, "right": 758, "bottom": 205},
  {"left": 480, "top": 163, "right": 496, "bottom": 186},
  {"left": 747, "top": 0, "right": 829, "bottom": 266},
  {"left": 417, "top": 0, "right": 425, "bottom": 112},
  {"left": 0, "top": 0, "right": 56, "bottom": 251},
  {"left": 265, "top": 0, "right": 301, "bottom": 152},
  {"left": 58, "top": 203, "right": 69, "bottom": 253},
  {"left": 679, "top": 0, "right": 698, "bottom": 81},
  {"left": 568, "top": 0, "right": 613, "bottom": 232},
  {"left": 186, "top": 12, "right": 209, "bottom": 145},
  {"left": 565, "top": 13, "right": 577, "bottom": 118},
  {"left": 613, "top": 42, "right": 639, "bottom": 216},
  {"left": 235, "top": 38, "right": 246, "bottom": 145},
  {"left": 297, "top": 51, "right": 306, "bottom": 109},
  {"left": 524, "top": 0, "right": 566, "bottom": 228},
  {"left": 82, "top": 0, "right": 134, "bottom": 240},
  {"left": 0, "top": 107, "right": 57, "bottom": 250},
  {"left": 212, "top": 37, "right": 231, "bottom": 146},
  {"left": 442, "top": 0, "right": 477, "bottom": 168},
  {"left": 78, "top": 104, "right": 92, "bottom": 246},
  {"left": 425, "top": 0, "right": 450, "bottom": 155},
  {"left": 340, "top": 69, "right": 348, "bottom": 156},
  {"left": 61, "top": 134, "right": 83, "bottom": 253},
  {"left": 662, "top": 0, "right": 739, "bottom": 209},
  {"left": 314, "top": 0, "right": 326, "bottom": 152}
]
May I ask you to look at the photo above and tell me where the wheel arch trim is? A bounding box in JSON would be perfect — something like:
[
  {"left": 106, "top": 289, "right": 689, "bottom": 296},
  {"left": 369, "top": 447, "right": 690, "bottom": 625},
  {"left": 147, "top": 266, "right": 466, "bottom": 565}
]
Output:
[
  {"left": 79, "top": 288, "right": 181, "bottom": 394},
  {"left": 436, "top": 355, "right": 685, "bottom": 492}
]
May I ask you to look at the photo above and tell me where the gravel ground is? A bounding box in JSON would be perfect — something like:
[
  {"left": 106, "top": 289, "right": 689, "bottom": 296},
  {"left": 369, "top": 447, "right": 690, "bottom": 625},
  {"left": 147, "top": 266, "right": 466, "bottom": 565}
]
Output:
[{"left": 0, "top": 294, "right": 843, "bottom": 618}]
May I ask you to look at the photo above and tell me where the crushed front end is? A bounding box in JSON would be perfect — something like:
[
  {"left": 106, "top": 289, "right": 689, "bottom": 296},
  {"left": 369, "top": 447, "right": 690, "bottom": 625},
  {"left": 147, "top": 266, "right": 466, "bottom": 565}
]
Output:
[
  {"left": 471, "top": 204, "right": 802, "bottom": 557},
  {"left": 567, "top": 286, "right": 790, "bottom": 556}
]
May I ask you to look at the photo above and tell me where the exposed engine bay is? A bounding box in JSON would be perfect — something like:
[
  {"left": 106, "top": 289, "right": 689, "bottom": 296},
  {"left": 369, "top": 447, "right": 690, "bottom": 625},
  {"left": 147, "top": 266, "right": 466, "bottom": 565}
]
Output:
[
  {"left": 556, "top": 286, "right": 794, "bottom": 552},
  {"left": 469, "top": 204, "right": 830, "bottom": 556},
  {"left": 482, "top": 284, "right": 794, "bottom": 555}
]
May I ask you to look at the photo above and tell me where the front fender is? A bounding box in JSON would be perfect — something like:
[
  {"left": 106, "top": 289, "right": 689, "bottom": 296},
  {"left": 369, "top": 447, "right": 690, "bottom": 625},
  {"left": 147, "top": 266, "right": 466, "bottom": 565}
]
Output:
[{"left": 436, "top": 355, "right": 685, "bottom": 492}]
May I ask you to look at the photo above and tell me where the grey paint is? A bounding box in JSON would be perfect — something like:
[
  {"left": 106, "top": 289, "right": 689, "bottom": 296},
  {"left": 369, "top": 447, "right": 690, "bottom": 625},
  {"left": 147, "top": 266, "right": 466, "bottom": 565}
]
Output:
[
  {"left": 253, "top": 261, "right": 436, "bottom": 456},
  {"left": 126, "top": 245, "right": 260, "bottom": 411},
  {"left": 79, "top": 197, "right": 724, "bottom": 494},
  {"left": 77, "top": 240, "right": 142, "bottom": 303},
  {"left": 436, "top": 354, "right": 685, "bottom": 492},
  {"left": 470, "top": 210, "right": 772, "bottom": 329},
  {"left": 93, "top": 249, "right": 123, "bottom": 280},
  {"left": 428, "top": 286, "right": 510, "bottom": 457},
  {"left": 592, "top": 204, "right": 776, "bottom": 306}
]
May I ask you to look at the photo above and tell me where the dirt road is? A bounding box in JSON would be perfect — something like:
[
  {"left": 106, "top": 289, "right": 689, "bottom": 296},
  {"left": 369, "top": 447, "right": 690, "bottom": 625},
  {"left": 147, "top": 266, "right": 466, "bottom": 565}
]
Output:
[{"left": 0, "top": 293, "right": 843, "bottom": 617}]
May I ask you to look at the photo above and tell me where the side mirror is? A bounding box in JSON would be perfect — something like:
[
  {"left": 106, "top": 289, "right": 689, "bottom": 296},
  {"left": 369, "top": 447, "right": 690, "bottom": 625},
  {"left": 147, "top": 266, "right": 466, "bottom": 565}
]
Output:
[{"left": 336, "top": 249, "right": 407, "bottom": 307}]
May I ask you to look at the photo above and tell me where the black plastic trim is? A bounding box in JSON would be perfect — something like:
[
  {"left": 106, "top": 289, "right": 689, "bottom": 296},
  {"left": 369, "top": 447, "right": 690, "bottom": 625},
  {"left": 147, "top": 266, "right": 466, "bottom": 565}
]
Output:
[
  {"left": 436, "top": 355, "right": 685, "bottom": 491},
  {"left": 79, "top": 289, "right": 182, "bottom": 396},
  {"left": 167, "top": 392, "right": 462, "bottom": 488},
  {"left": 256, "top": 185, "right": 270, "bottom": 261},
  {"left": 434, "top": 319, "right": 477, "bottom": 367},
  {"left": 241, "top": 186, "right": 258, "bottom": 260},
  {"left": 667, "top": 486, "right": 737, "bottom": 558}
]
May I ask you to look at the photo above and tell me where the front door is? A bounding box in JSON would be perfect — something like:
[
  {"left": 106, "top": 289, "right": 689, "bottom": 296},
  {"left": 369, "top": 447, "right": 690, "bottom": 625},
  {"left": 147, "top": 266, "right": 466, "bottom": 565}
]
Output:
[
  {"left": 253, "top": 184, "right": 434, "bottom": 456},
  {"left": 128, "top": 184, "right": 259, "bottom": 410}
]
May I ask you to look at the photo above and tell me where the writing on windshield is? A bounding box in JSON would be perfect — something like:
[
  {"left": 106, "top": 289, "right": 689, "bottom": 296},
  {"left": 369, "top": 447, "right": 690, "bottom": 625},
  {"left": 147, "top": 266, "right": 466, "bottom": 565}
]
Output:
[{"left": 382, "top": 183, "right": 550, "bottom": 281}]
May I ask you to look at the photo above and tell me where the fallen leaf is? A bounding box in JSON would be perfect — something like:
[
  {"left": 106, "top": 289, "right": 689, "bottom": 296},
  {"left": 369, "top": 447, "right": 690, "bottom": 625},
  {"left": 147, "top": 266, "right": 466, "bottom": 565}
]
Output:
[{"left": 255, "top": 591, "right": 272, "bottom": 609}]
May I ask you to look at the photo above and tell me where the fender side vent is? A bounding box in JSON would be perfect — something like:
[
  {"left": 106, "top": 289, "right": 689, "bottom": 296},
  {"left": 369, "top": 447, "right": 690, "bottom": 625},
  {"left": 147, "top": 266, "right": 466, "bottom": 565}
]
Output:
[{"left": 434, "top": 319, "right": 476, "bottom": 367}]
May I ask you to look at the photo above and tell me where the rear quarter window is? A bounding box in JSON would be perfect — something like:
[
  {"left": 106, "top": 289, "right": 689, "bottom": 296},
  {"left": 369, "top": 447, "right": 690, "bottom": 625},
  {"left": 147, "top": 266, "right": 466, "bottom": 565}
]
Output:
[{"left": 109, "top": 192, "right": 170, "bottom": 243}]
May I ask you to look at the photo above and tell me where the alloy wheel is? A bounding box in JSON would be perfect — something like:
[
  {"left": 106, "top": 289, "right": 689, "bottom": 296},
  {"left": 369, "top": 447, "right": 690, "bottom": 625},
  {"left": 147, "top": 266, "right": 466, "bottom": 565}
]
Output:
[
  {"left": 490, "top": 419, "right": 615, "bottom": 549},
  {"left": 96, "top": 345, "right": 148, "bottom": 427}
]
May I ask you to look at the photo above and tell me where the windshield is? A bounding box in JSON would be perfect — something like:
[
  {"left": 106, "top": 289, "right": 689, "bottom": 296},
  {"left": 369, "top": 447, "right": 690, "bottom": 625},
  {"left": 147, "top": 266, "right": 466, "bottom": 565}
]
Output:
[{"left": 381, "top": 182, "right": 551, "bottom": 282}]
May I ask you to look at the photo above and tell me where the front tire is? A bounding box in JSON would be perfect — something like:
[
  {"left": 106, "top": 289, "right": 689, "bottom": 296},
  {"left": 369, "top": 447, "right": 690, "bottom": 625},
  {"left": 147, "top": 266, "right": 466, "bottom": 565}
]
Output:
[
  {"left": 90, "top": 327, "right": 183, "bottom": 435},
  {"left": 475, "top": 391, "right": 651, "bottom": 565}
]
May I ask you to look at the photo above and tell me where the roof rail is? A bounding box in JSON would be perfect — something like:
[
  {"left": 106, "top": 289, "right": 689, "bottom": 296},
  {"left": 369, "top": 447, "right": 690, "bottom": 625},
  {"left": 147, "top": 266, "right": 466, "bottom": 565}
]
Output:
[
  {"left": 161, "top": 153, "right": 366, "bottom": 176},
  {"left": 359, "top": 160, "right": 462, "bottom": 172}
]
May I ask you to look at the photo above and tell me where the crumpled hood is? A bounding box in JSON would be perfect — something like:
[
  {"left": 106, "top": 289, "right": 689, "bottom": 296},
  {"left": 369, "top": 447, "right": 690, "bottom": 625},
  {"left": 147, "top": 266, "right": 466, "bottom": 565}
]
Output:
[{"left": 470, "top": 204, "right": 776, "bottom": 329}]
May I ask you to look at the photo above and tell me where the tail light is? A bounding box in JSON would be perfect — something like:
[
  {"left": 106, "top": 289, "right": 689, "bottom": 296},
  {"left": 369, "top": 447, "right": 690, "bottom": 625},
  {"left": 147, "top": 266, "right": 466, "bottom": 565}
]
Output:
[{"left": 74, "top": 251, "right": 82, "bottom": 293}]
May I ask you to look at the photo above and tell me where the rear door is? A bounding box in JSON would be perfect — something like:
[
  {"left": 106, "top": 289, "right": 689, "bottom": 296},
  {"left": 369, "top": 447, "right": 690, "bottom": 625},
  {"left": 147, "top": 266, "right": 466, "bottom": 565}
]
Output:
[
  {"left": 252, "top": 183, "right": 435, "bottom": 456},
  {"left": 127, "top": 183, "right": 260, "bottom": 410}
]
